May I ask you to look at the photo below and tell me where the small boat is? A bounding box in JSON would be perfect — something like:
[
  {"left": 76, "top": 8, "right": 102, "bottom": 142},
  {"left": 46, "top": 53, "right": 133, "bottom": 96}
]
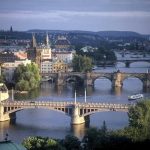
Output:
[{"left": 128, "top": 94, "right": 144, "bottom": 100}]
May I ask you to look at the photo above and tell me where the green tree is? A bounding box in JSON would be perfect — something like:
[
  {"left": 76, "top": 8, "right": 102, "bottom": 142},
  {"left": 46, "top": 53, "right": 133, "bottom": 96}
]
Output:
[
  {"left": 22, "top": 136, "right": 64, "bottom": 150},
  {"left": 14, "top": 62, "right": 41, "bottom": 91},
  {"left": 72, "top": 55, "right": 93, "bottom": 72},
  {"left": 127, "top": 100, "right": 150, "bottom": 140},
  {"left": 63, "top": 135, "right": 81, "bottom": 150}
]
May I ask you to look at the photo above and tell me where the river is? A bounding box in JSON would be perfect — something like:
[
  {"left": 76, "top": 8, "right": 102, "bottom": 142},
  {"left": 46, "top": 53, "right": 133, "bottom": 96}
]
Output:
[{"left": 0, "top": 60, "right": 150, "bottom": 143}]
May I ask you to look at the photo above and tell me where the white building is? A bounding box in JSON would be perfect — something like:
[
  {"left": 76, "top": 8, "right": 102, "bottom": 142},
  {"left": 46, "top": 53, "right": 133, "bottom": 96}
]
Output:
[
  {"left": 52, "top": 51, "right": 75, "bottom": 63},
  {"left": 40, "top": 60, "right": 53, "bottom": 73}
]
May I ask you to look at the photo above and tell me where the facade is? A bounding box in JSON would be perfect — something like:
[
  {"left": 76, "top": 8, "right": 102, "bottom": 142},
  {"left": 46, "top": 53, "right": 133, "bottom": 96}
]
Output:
[
  {"left": 40, "top": 47, "right": 51, "bottom": 60},
  {"left": 52, "top": 60, "right": 68, "bottom": 73},
  {"left": 0, "top": 51, "right": 17, "bottom": 62},
  {"left": 27, "top": 33, "right": 52, "bottom": 72},
  {"left": 52, "top": 51, "right": 75, "bottom": 63},
  {"left": 54, "top": 36, "right": 71, "bottom": 50},
  {"left": 41, "top": 60, "right": 53, "bottom": 73}
]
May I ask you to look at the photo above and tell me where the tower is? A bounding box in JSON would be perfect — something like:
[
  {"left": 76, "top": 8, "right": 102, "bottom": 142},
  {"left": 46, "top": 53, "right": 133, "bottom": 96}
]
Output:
[
  {"left": 45, "top": 33, "right": 50, "bottom": 48},
  {"left": 10, "top": 26, "right": 13, "bottom": 32},
  {"left": 31, "top": 33, "right": 37, "bottom": 48}
]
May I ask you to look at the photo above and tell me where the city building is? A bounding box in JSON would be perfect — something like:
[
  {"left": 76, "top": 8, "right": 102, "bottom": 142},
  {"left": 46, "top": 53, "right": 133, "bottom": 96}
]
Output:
[
  {"left": 41, "top": 60, "right": 53, "bottom": 73},
  {"left": 54, "top": 36, "right": 71, "bottom": 50},
  {"left": 0, "top": 51, "right": 17, "bottom": 62},
  {"left": 52, "top": 51, "right": 75, "bottom": 63},
  {"left": 52, "top": 60, "right": 68, "bottom": 73},
  {"left": 27, "top": 33, "right": 52, "bottom": 71}
]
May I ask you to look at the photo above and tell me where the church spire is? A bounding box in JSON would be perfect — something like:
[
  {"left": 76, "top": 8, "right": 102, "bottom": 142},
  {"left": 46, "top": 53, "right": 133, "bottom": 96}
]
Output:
[
  {"left": 31, "top": 33, "right": 37, "bottom": 48},
  {"left": 45, "top": 32, "right": 50, "bottom": 48}
]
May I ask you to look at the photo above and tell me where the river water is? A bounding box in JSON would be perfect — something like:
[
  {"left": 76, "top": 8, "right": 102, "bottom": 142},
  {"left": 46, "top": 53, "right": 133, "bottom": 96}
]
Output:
[{"left": 0, "top": 60, "right": 150, "bottom": 143}]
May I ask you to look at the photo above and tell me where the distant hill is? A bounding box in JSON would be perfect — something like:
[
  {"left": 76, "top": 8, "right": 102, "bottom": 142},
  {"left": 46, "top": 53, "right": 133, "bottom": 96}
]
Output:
[
  {"left": 97, "top": 31, "right": 142, "bottom": 38},
  {"left": 28, "top": 29, "right": 146, "bottom": 37},
  {"left": 0, "top": 30, "right": 149, "bottom": 47}
]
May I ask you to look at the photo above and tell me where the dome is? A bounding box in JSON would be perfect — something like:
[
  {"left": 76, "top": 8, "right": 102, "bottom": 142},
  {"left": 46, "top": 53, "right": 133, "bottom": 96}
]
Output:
[{"left": 0, "top": 141, "right": 27, "bottom": 150}]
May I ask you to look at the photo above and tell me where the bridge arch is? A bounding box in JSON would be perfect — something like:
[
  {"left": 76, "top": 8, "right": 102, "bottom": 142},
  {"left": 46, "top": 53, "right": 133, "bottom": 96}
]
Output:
[
  {"left": 129, "top": 61, "right": 150, "bottom": 67},
  {"left": 92, "top": 75, "right": 113, "bottom": 86},
  {"left": 65, "top": 75, "right": 84, "bottom": 84},
  {"left": 122, "top": 75, "right": 144, "bottom": 89},
  {"left": 41, "top": 75, "right": 57, "bottom": 82}
]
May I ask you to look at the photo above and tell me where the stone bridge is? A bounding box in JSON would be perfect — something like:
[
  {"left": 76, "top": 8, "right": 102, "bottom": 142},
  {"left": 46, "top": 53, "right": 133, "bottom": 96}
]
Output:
[
  {"left": 0, "top": 100, "right": 131, "bottom": 125},
  {"left": 116, "top": 59, "right": 150, "bottom": 67},
  {"left": 41, "top": 71, "right": 150, "bottom": 88}
]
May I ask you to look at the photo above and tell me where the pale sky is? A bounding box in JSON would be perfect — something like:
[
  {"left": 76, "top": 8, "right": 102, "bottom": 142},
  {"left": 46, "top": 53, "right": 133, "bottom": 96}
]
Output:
[{"left": 0, "top": 0, "right": 150, "bottom": 34}]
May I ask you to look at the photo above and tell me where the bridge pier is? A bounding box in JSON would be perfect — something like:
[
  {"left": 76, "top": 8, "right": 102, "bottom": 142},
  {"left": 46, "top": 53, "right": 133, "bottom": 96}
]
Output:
[
  {"left": 0, "top": 105, "right": 10, "bottom": 121},
  {"left": 112, "top": 71, "right": 123, "bottom": 87},
  {"left": 0, "top": 105, "right": 16, "bottom": 122},
  {"left": 71, "top": 105, "right": 85, "bottom": 125},
  {"left": 85, "top": 72, "right": 93, "bottom": 86},
  {"left": 143, "top": 75, "right": 150, "bottom": 88},
  {"left": 125, "top": 61, "right": 130, "bottom": 68},
  {"left": 56, "top": 72, "right": 64, "bottom": 86}
]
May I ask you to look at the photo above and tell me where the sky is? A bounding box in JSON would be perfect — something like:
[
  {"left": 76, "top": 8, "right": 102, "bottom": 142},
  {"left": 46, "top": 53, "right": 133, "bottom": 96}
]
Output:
[{"left": 0, "top": 0, "right": 150, "bottom": 34}]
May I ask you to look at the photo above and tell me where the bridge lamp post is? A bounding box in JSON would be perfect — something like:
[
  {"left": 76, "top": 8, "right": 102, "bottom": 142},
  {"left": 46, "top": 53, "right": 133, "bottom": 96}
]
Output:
[
  {"left": 74, "top": 90, "right": 76, "bottom": 104},
  {"left": 103, "top": 55, "right": 106, "bottom": 68},
  {"left": 85, "top": 88, "right": 87, "bottom": 103}
]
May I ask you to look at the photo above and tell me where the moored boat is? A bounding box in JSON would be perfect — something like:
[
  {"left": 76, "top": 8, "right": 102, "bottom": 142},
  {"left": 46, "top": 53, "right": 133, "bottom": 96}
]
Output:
[{"left": 128, "top": 94, "right": 144, "bottom": 100}]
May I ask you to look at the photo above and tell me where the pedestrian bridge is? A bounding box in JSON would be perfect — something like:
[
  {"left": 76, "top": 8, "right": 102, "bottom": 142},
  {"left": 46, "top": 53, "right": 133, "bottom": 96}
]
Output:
[{"left": 0, "top": 100, "right": 133, "bottom": 125}]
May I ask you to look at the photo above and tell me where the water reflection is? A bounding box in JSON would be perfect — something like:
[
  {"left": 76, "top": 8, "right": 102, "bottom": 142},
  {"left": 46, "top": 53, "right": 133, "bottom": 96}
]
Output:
[
  {"left": 111, "top": 87, "right": 122, "bottom": 96},
  {"left": 71, "top": 123, "right": 88, "bottom": 140}
]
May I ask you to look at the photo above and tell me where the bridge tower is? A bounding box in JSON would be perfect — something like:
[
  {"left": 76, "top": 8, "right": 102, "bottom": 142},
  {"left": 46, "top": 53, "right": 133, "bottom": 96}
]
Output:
[
  {"left": 84, "top": 72, "right": 93, "bottom": 86},
  {"left": 56, "top": 72, "right": 64, "bottom": 85},
  {"left": 112, "top": 71, "right": 123, "bottom": 87},
  {"left": 71, "top": 105, "right": 85, "bottom": 125},
  {"left": 0, "top": 83, "right": 16, "bottom": 121}
]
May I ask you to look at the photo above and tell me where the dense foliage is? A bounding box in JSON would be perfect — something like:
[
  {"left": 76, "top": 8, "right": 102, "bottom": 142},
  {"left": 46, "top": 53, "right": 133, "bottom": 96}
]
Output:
[
  {"left": 22, "top": 136, "right": 64, "bottom": 150},
  {"left": 13, "top": 62, "right": 41, "bottom": 91},
  {"left": 76, "top": 46, "right": 117, "bottom": 66},
  {"left": 72, "top": 55, "right": 93, "bottom": 72},
  {"left": 118, "top": 100, "right": 150, "bottom": 141},
  {"left": 22, "top": 135, "right": 81, "bottom": 150}
]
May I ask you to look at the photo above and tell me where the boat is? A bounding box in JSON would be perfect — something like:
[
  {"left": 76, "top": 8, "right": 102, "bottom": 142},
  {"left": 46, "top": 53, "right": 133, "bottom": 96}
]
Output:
[{"left": 128, "top": 94, "right": 144, "bottom": 100}]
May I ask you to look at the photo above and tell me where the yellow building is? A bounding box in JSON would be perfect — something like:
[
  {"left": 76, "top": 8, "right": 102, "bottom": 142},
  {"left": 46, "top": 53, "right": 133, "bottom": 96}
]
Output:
[{"left": 52, "top": 60, "right": 68, "bottom": 73}]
